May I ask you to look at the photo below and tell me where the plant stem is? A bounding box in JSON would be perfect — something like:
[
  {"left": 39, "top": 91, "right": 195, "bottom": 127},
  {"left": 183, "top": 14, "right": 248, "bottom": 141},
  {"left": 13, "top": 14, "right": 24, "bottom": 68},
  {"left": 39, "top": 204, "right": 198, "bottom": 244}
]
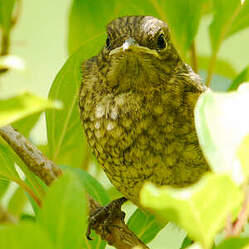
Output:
[
  {"left": 205, "top": 51, "right": 217, "bottom": 87},
  {"left": 11, "top": 0, "right": 22, "bottom": 28},
  {"left": 190, "top": 41, "right": 198, "bottom": 73},
  {"left": 0, "top": 30, "right": 10, "bottom": 56}
]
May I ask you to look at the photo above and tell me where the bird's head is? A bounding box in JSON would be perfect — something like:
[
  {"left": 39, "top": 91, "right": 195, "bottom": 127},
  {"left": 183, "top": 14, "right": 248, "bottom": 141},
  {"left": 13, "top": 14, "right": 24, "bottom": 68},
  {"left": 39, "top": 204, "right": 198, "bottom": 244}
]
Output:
[{"left": 99, "top": 16, "right": 183, "bottom": 92}]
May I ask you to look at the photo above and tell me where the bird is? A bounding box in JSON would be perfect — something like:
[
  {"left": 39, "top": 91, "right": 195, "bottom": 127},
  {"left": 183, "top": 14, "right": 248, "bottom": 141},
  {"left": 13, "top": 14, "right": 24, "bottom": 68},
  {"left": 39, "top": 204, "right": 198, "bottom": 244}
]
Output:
[{"left": 79, "top": 15, "right": 209, "bottom": 207}]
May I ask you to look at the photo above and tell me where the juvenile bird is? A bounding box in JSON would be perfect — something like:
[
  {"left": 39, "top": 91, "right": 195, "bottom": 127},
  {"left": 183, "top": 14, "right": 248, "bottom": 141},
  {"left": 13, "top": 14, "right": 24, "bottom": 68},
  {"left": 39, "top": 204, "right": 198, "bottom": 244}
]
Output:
[{"left": 79, "top": 16, "right": 209, "bottom": 206}]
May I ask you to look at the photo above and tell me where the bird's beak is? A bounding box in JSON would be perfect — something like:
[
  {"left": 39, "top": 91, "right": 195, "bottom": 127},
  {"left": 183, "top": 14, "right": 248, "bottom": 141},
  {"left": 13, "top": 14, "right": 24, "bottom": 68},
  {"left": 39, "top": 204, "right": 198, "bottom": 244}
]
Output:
[
  {"left": 109, "top": 37, "right": 159, "bottom": 57},
  {"left": 110, "top": 37, "right": 138, "bottom": 56},
  {"left": 122, "top": 37, "right": 137, "bottom": 51}
]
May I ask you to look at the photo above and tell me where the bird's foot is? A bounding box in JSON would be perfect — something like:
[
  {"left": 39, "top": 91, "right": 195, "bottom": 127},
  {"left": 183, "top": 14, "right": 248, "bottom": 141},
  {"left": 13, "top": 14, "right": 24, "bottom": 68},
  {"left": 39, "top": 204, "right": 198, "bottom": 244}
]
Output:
[{"left": 86, "top": 197, "right": 127, "bottom": 240}]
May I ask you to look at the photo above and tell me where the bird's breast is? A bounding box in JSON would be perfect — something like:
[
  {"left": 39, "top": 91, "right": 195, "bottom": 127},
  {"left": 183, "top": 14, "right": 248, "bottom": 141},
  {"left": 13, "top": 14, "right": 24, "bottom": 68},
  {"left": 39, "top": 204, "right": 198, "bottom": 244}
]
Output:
[{"left": 80, "top": 84, "right": 209, "bottom": 202}]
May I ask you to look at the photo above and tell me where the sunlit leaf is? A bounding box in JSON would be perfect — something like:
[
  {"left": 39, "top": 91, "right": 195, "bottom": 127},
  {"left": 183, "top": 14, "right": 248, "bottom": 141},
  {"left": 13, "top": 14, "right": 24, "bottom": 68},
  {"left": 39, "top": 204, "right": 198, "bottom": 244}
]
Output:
[
  {"left": 0, "top": 223, "right": 53, "bottom": 249},
  {"left": 46, "top": 37, "right": 103, "bottom": 168},
  {"left": 128, "top": 208, "right": 163, "bottom": 243},
  {"left": 195, "top": 83, "right": 249, "bottom": 184},
  {"left": 37, "top": 172, "right": 87, "bottom": 249},
  {"left": 141, "top": 174, "right": 243, "bottom": 249},
  {"left": 0, "top": 92, "right": 60, "bottom": 128}
]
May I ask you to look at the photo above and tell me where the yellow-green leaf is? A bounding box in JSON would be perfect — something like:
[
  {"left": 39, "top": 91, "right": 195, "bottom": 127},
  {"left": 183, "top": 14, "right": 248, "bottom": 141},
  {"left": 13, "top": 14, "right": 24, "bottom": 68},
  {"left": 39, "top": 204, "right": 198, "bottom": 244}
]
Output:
[
  {"left": 141, "top": 174, "right": 243, "bottom": 249},
  {"left": 195, "top": 83, "right": 249, "bottom": 184},
  {"left": 0, "top": 92, "right": 60, "bottom": 128}
]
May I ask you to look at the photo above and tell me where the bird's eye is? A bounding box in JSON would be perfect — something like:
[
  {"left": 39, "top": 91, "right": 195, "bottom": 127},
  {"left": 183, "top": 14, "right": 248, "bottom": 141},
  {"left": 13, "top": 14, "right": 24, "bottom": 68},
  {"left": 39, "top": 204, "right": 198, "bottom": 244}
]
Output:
[
  {"left": 106, "top": 36, "right": 111, "bottom": 49},
  {"left": 157, "top": 34, "right": 166, "bottom": 50}
]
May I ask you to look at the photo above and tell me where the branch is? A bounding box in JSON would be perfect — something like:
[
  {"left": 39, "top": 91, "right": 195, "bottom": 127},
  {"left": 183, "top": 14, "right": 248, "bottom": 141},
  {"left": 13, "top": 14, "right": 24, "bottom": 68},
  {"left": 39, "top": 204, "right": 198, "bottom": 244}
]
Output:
[
  {"left": 0, "top": 125, "right": 150, "bottom": 249},
  {"left": 0, "top": 125, "right": 62, "bottom": 185}
]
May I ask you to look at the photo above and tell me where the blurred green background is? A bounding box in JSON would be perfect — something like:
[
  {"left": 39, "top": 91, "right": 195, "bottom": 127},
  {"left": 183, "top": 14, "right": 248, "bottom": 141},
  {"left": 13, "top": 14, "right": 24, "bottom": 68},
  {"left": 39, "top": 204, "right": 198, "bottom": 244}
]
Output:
[{"left": 0, "top": 0, "right": 249, "bottom": 248}]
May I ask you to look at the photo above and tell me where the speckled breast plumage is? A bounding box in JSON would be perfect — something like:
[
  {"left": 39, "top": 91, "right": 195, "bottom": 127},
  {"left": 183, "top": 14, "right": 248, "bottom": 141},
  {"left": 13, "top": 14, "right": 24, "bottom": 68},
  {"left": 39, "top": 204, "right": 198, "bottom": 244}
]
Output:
[
  {"left": 79, "top": 16, "right": 209, "bottom": 204},
  {"left": 79, "top": 62, "right": 208, "bottom": 204}
]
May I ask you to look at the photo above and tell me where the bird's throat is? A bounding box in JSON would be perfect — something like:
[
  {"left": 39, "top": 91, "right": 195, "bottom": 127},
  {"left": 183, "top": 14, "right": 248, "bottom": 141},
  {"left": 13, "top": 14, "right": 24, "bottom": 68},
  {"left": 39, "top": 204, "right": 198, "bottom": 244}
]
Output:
[{"left": 106, "top": 52, "right": 169, "bottom": 92}]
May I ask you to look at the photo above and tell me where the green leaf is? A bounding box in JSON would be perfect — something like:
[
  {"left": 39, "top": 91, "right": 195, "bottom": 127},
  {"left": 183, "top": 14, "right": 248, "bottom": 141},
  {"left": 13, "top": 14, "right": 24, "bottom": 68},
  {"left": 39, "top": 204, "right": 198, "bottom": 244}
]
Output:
[
  {"left": 156, "top": 0, "right": 208, "bottom": 54},
  {"left": 140, "top": 173, "right": 243, "bottom": 249},
  {"left": 12, "top": 113, "right": 41, "bottom": 137},
  {"left": 180, "top": 236, "right": 193, "bottom": 249},
  {"left": 68, "top": 0, "right": 112, "bottom": 54},
  {"left": 7, "top": 187, "right": 27, "bottom": 216},
  {"left": 0, "top": 223, "right": 53, "bottom": 249},
  {"left": 216, "top": 237, "right": 249, "bottom": 249},
  {"left": 62, "top": 166, "right": 108, "bottom": 249},
  {"left": 195, "top": 83, "right": 249, "bottom": 184},
  {"left": 197, "top": 56, "right": 237, "bottom": 79},
  {"left": 62, "top": 166, "right": 110, "bottom": 205},
  {"left": 228, "top": 65, "right": 249, "bottom": 91},
  {"left": 0, "top": 143, "right": 19, "bottom": 181},
  {"left": 0, "top": 0, "right": 15, "bottom": 33},
  {"left": 0, "top": 92, "right": 60, "bottom": 128},
  {"left": 0, "top": 178, "right": 9, "bottom": 199},
  {"left": 46, "top": 37, "right": 103, "bottom": 168},
  {"left": 227, "top": 0, "right": 249, "bottom": 38},
  {"left": 127, "top": 208, "right": 163, "bottom": 243},
  {"left": 209, "top": 0, "right": 249, "bottom": 52},
  {"left": 7, "top": 148, "right": 46, "bottom": 214},
  {"left": 37, "top": 172, "right": 87, "bottom": 249},
  {"left": 68, "top": 0, "right": 207, "bottom": 56}
]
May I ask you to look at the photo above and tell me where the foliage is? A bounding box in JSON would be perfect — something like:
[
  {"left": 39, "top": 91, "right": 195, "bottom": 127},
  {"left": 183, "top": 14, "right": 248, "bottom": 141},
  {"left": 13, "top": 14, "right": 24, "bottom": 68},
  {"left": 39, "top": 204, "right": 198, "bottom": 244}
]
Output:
[{"left": 0, "top": 1, "right": 249, "bottom": 249}]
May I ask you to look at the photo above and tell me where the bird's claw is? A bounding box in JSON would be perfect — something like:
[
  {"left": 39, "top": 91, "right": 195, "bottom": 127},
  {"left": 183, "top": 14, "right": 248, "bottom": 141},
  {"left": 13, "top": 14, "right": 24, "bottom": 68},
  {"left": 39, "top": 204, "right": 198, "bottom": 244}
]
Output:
[{"left": 86, "top": 197, "right": 127, "bottom": 240}]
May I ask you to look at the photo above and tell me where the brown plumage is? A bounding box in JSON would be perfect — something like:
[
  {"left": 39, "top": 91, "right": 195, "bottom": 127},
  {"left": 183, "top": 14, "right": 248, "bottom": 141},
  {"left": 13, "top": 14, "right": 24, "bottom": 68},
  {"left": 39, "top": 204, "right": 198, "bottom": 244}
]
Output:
[{"left": 79, "top": 16, "right": 209, "bottom": 205}]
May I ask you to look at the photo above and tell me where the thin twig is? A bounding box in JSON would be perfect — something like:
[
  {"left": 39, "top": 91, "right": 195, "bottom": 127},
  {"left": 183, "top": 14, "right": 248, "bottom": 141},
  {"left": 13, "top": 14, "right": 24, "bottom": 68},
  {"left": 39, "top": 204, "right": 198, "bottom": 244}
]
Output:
[{"left": 0, "top": 125, "right": 150, "bottom": 249}]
